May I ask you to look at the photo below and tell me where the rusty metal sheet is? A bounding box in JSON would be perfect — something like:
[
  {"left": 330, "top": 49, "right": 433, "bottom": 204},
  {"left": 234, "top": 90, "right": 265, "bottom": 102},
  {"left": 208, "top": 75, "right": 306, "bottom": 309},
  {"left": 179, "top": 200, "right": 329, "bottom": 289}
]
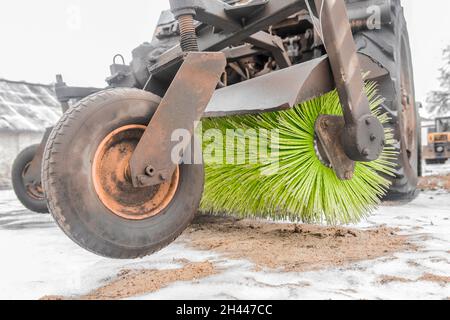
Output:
[
  {"left": 129, "top": 51, "right": 227, "bottom": 187},
  {"left": 205, "top": 53, "right": 387, "bottom": 118},
  {"left": 205, "top": 55, "right": 332, "bottom": 118}
]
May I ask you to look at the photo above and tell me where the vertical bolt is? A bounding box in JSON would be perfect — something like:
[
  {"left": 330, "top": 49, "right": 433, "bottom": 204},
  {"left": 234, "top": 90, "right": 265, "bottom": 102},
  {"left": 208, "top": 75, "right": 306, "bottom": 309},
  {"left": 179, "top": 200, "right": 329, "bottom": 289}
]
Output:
[
  {"left": 344, "top": 171, "right": 354, "bottom": 180},
  {"left": 145, "top": 166, "right": 155, "bottom": 177},
  {"left": 178, "top": 14, "right": 199, "bottom": 52},
  {"left": 362, "top": 148, "right": 370, "bottom": 157}
]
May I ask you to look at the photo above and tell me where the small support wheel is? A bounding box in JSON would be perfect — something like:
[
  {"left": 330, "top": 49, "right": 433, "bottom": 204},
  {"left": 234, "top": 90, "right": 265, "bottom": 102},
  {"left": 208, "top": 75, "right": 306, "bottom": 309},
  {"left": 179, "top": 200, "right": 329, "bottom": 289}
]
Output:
[
  {"left": 43, "top": 88, "right": 204, "bottom": 259},
  {"left": 11, "top": 145, "right": 48, "bottom": 213}
]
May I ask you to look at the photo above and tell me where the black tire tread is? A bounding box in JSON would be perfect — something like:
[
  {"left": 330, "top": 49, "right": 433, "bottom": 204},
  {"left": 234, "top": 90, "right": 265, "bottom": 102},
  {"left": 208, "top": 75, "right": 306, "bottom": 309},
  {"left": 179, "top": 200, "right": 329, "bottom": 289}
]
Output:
[
  {"left": 356, "top": 1, "right": 420, "bottom": 202},
  {"left": 42, "top": 88, "right": 200, "bottom": 259}
]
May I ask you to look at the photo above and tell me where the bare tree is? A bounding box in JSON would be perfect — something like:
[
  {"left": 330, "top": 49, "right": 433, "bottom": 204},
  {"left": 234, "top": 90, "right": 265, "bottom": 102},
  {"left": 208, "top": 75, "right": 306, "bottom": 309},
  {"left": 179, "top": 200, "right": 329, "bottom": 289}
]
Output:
[{"left": 427, "top": 45, "right": 450, "bottom": 116}]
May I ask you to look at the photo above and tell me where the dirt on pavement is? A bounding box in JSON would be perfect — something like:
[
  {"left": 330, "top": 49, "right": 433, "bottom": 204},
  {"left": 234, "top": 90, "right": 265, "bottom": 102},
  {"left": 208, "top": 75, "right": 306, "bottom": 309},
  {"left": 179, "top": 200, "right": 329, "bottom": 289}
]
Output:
[
  {"left": 183, "top": 215, "right": 412, "bottom": 273},
  {"left": 378, "top": 273, "right": 450, "bottom": 286},
  {"left": 42, "top": 261, "right": 216, "bottom": 300},
  {"left": 418, "top": 273, "right": 450, "bottom": 286},
  {"left": 419, "top": 174, "right": 450, "bottom": 191},
  {"left": 41, "top": 214, "right": 411, "bottom": 300}
]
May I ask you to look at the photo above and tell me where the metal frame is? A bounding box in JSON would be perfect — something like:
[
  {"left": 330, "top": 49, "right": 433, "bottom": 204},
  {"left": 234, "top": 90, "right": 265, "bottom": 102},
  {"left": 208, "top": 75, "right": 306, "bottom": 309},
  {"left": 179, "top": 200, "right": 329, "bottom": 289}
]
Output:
[
  {"left": 129, "top": 0, "right": 386, "bottom": 187},
  {"left": 52, "top": 0, "right": 391, "bottom": 187}
]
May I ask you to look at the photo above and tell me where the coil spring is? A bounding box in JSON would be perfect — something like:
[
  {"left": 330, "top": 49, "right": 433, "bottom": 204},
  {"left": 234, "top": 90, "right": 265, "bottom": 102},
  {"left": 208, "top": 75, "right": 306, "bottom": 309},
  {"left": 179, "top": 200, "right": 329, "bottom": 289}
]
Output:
[{"left": 178, "top": 14, "right": 199, "bottom": 52}]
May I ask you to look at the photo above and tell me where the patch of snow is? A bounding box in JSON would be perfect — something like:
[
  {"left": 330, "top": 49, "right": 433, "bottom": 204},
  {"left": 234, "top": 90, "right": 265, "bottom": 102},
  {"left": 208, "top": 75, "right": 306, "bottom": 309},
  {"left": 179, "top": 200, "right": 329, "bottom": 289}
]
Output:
[
  {"left": 0, "top": 190, "right": 449, "bottom": 300},
  {"left": 422, "top": 161, "right": 450, "bottom": 176}
]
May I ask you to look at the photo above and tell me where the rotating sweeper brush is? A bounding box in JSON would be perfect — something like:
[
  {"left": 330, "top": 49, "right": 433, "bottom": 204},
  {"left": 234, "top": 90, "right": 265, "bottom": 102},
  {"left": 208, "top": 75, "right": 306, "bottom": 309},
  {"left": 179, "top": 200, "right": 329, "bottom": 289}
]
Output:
[
  {"left": 22, "top": 0, "right": 420, "bottom": 259},
  {"left": 201, "top": 83, "right": 397, "bottom": 224}
]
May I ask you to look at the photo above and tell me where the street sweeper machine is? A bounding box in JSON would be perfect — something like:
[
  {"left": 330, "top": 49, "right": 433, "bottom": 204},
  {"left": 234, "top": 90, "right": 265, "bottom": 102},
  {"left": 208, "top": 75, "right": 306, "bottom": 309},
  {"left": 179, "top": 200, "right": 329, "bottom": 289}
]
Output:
[
  {"left": 12, "top": 0, "right": 420, "bottom": 258},
  {"left": 423, "top": 117, "right": 450, "bottom": 165}
]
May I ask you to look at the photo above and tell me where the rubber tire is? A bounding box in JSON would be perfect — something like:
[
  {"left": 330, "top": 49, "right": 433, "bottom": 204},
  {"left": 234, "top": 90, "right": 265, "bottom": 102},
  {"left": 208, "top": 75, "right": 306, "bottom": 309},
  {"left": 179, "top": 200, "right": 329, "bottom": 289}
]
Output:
[
  {"left": 354, "top": 1, "right": 420, "bottom": 202},
  {"left": 11, "top": 145, "right": 49, "bottom": 213},
  {"left": 385, "top": 4, "right": 420, "bottom": 202},
  {"left": 42, "top": 88, "right": 205, "bottom": 259}
]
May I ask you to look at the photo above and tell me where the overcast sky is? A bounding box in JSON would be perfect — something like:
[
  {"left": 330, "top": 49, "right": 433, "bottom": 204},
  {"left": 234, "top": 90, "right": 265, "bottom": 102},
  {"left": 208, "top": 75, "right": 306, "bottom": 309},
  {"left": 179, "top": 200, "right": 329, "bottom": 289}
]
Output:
[{"left": 0, "top": 0, "right": 449, "bottom": 108}]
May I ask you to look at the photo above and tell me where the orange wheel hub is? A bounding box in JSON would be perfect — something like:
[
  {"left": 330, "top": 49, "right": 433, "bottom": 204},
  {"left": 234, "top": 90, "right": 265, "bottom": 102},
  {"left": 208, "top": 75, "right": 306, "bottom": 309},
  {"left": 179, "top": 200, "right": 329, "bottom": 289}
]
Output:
[
  {"left": 92, "top": 125, "right": 179, "bottom": 220},
  {"left": 22, "top": 163, "right": 45, "bottom": 200}
]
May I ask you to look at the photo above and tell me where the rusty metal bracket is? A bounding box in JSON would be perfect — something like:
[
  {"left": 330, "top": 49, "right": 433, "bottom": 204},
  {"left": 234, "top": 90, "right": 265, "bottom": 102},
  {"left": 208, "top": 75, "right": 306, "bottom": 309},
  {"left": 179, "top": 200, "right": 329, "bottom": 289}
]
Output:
[
  {"left": 129, "top": 51, "right": 227, "bottom": 187},
  {"left": 315, "top": 115, "right": 355, "bottom": 180}
]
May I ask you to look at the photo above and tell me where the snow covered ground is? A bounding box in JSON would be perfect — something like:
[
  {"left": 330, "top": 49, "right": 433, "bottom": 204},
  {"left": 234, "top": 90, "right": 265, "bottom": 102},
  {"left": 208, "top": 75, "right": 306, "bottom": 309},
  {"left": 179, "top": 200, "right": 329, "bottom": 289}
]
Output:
[
  {"left": 422, "top": 160, "right": 450, "bottom": 177},
  {"left": 0, "top": 170, "right": 449, "bottom": 300}
]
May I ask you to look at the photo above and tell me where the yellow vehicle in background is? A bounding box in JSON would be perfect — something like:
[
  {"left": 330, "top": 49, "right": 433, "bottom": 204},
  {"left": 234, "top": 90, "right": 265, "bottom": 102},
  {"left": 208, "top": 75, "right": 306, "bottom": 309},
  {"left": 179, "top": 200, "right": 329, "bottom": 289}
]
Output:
[{"left": 423, "top": 117, "right": 450, "bottom": 165}]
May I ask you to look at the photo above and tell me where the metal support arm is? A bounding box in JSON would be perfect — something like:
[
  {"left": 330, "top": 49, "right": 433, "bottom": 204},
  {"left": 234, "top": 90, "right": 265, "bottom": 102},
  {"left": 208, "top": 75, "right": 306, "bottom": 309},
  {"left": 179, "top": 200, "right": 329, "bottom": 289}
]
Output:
[
  {"left": 129, "top": 52, "right": 227, "bottom": 187},
  {"left": 55, "top": 75, "right": 101, "bottom": 112},
  {"left": 313, "top": 0, "right": 385, "bottom": 162}
]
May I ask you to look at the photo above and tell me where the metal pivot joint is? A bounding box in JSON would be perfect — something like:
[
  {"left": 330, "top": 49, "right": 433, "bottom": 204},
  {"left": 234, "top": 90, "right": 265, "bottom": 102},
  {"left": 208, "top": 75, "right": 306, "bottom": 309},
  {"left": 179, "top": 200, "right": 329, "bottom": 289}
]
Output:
[
  {"left": 315, "top": 115, "right": 355, "bottom": 180},
  {"left": 314, "top": 0, "right": 385, "bottom": 163}
]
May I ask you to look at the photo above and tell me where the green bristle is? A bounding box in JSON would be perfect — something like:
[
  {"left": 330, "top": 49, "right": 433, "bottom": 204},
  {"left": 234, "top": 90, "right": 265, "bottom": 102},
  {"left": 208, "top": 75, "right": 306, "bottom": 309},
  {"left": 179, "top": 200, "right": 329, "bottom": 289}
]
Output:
[{"left": 200, "top": 83, "right": 397, "bottom": 225}]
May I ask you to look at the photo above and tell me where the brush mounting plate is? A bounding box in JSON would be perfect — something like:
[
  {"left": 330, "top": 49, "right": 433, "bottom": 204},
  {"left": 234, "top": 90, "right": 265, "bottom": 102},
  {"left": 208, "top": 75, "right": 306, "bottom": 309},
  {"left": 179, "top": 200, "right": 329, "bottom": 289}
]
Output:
[{"left": 315, "top": 115, "right": 355, "bottom": 181}]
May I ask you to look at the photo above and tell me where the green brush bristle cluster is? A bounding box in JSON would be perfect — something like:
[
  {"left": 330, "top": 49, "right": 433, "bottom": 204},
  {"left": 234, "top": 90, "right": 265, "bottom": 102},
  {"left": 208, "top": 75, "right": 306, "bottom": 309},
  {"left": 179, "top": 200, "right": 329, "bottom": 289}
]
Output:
[{"left": 200, "top": 83, "right": 397, "bottom": 224}]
